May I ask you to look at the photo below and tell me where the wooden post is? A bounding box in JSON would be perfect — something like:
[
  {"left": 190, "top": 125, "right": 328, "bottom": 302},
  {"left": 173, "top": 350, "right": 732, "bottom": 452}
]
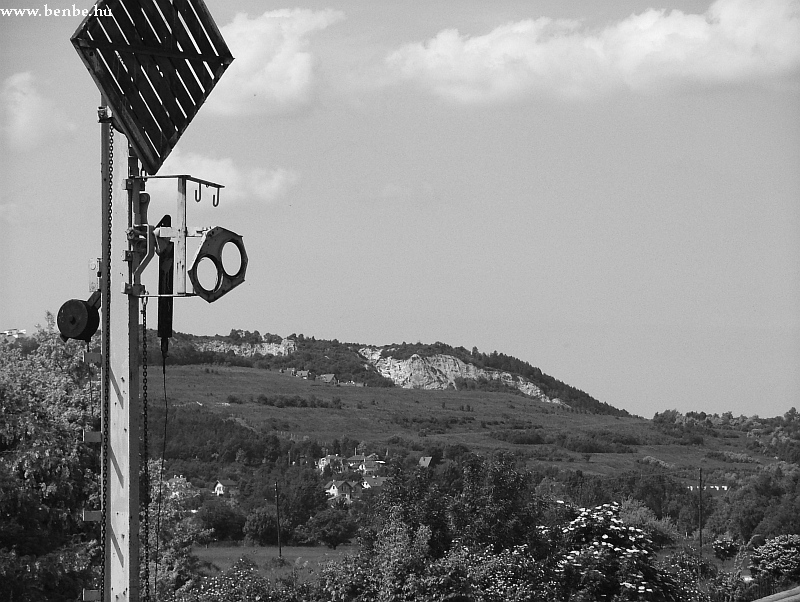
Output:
[
  {"left": 275, "top": 481, "right": 282, "bottom": 558},
  {"left": 104, "top": 135, "right": 141, "bottom": 601}
]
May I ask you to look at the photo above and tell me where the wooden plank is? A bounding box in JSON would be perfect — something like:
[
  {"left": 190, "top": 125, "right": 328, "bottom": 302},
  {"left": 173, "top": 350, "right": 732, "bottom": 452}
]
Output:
[
  {"left": 178, "top": 0, "right": 217, "bottom": 59},
  {"left": 136, "top": 1, "right": 205, "bottom": 102},
  {"left": 103, "top": 12, "right": 180, "bottom": 143},
  {"left": 79, "top": 38, "right": 199, "bottom": 128},
  {"left": 92, "top": 2, "right": 205, "bottom": 124},
  {"left": 178, "top": 1, "right": 229, "bottom": 95},
  {"left": 116, "top": 49, "right": 187, "bottom": 144},
  {"left": 74, "top": 41, "right": 160, "bottom": 173},
  {"left": 83, "top": 430, "right": 102, "bottom": 443},
  {"left": 83, "top": 510, "right": 102, "bottom": 522},
  {"left": 191, "top": 0, "right": 233, "bottom": 62},
  {"left": 151, "top": 0, "right": 214, "bottom": 92},
  {"left": 95, "top": 49, "right": 162, "bottom": 172}
]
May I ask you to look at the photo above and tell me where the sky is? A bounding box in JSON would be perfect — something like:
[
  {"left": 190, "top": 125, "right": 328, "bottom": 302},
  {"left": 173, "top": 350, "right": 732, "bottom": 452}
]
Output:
[{"left": 1, "top": 0, "right": 798, "bottom": 419}]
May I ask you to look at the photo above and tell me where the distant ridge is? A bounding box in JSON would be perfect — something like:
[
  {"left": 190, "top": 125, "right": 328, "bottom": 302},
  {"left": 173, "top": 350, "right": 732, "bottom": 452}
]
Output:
[{"left": 145, "top": 328, "right": 628, "bottom": 416}]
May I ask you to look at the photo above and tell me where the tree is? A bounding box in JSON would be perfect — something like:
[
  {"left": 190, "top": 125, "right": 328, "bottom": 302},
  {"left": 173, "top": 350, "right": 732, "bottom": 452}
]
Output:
[
  {"left": 141, "top": 460, "right": 212, "bottom": 599},
  {"left": 750, "top": 535, "right": 800, "bottom": 581},
  {"left": 195, "top": 500, "right": 245, "bottom": 542},
  {"left": 279, "top": 468, "right": 328, "bottom": 532},
  {"left": 243, "top": 507, "right": 280, "bottom": 546},
  {"left": 304, "top": 507, "right": 357, "bottom": 549},
  {"left": 450, "top": 452, "right": 539, "bottom": 552},
  {"left": 0, "top": 321, "right": 99, "bottom": 601}
]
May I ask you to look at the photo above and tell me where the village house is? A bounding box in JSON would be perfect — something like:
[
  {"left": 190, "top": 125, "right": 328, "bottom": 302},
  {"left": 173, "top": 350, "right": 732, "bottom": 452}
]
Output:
[
  {"left": 346, "top": 453, "right": 382, "bottom": 474},
  {"left": 324, "top": 480, "right": 362, "bottom": 503},
  {"left": 166, "top": 474, "right": 192, "bottom": 499},
  {"left": 317, "top": 454, "right": 345, "bottom": 473},
  {"left": 318, "top": 373, "right": 338, "bottom": 385},
  {"left": 362, "top": 475, "right": 390, "bottom": 490},
  {"left": 687, "top": 484, "right": 729, "bottom": 494},
  {"left": 213, "top": 479, "right": 238, "bottom": 497}
]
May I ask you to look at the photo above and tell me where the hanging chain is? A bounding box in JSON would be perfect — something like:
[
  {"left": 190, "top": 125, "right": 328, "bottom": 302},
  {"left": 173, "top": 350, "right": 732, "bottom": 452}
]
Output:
[
  {"left": 100, "top": 117, "right": 113, "bottom": 598},
  {"left": 141, "top": 297, "right": 151, "bottom": 601}
]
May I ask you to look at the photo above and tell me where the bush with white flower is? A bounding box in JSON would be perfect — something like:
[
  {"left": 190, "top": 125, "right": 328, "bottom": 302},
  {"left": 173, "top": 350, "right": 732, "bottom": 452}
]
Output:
[
  {"left": 750, "top": 534, "right": 800, "bottom": 581},
  {"left": 554, "top": 503, "right": 681, "bottom": 601}
]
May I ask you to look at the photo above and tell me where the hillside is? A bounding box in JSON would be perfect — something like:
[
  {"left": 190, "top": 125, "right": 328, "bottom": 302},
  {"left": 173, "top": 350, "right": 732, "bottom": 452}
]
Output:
[
  {"left": 150, "top": 329, "right": 626, "bottom": 416},
  {"left": 151, "top": 363, "right": 797, "bottom": 482}
]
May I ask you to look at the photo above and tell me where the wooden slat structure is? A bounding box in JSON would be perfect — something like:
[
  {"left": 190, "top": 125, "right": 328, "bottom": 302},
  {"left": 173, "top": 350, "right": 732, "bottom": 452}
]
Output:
[{"left": 71, "top": 0, "right": 233, "bottom": 175}]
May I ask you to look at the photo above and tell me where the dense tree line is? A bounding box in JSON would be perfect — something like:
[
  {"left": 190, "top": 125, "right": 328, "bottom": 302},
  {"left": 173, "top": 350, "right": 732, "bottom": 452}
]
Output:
[
  {"left": 143, "top": 330, "right": 396, "bottom": 387},
  {"left": 491, "top": 427, "right": 639, "bottom": 453}
]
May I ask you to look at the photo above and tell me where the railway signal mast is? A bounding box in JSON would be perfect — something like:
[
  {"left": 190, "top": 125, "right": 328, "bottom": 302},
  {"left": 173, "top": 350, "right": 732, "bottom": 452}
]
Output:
[{"left": 57, "top": 2, "right": 243, "bottom": 600}]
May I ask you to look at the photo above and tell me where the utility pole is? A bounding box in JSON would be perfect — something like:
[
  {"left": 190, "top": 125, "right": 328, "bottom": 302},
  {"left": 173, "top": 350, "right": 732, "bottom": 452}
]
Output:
[
  {"left": 697, "top": 467, "right": 703, "bottom": 600},
  {"left": 698, "top": 468, "right": 703, "bottom": 557},
  {"left": 275, "top": 481, "right": 282, "bottom": 558}
]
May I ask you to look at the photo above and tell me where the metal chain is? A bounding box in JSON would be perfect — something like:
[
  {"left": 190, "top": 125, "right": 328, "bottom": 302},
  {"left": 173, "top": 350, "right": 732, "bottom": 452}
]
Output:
[
  {"left": 100, "top": 118, "right": 113, "bottom": 599},
  {"left": 141, "top": 297, "right": 151, "bottom": 601}
]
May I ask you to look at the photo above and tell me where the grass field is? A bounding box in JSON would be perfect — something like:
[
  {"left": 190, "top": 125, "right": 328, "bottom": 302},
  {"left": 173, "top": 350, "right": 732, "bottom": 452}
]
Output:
[
  {"left": 193, "top": 544, "right": 355, "bottom": 580},
  {"left": 157, "top": 364, "right": 775, "bottom": 480}
]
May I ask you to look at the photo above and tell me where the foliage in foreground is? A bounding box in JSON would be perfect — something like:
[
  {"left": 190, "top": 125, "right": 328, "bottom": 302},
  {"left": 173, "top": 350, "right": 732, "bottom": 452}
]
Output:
[
  {"left": 0, "top": 320, "right": 100, "bottom": 601},
  {"left": 750, "top": 535, "right": 800, "bottom": 582}
]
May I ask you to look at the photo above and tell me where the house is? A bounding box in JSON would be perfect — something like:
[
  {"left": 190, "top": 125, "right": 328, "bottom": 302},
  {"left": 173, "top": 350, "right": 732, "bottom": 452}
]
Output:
[
  {"left": 318, "top": 454, "right": 345, "bottom": 474},
  {"left": 297, "top": 370, "right": 311, "bottom": 379},
  {"left": 213, "top": 479, "right": 238, "bottom": 497},
  {"left": 359, "top": 458, "right": 383, "bottom": 475},
  {"left": 686, "top": 484, "right": 729, "bottom": 494},
  {"left": 362, "top": 475, "right": 390, "bottom": 490},
  {"left": 346, "top": 453, "right": 379, "bottom": 472},
  {"left": 318, "top": 373, "right": 338, "bottom": 385},
  {"left": 166, "top": 474, "right": 192, "bottom": 499},
  {"left": 419, "top": 456, "right": 433, "bottom": 468},
  {"left": 324, "top": 480, "right": 362, "bottom": 503}
]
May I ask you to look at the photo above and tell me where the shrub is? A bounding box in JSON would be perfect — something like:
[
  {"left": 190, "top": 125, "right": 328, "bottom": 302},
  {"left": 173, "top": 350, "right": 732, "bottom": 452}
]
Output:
[
  {"left": 712, "top": 536, "right": 740, "bottom": 561},
  {"left": 750, "top": 534, "right": 800, "bottom": 581}
]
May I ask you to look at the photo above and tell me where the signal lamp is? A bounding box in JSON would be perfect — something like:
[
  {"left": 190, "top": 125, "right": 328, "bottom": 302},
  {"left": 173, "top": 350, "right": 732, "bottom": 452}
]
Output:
[{"left": 188, "top": 227, "right": 247, "bottom": 302}]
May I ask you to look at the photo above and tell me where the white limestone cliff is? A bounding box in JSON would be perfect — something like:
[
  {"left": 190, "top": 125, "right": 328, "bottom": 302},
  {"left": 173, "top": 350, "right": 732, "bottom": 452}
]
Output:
[
  {"left": 193, "top": 338, "right": 297, "bottom": 357},
  {"left": 359, "top": 347, "right": 560, "bottom": 402}
]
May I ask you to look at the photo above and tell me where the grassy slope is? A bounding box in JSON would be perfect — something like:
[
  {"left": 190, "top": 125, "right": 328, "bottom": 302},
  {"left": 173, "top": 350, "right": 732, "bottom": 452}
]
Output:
[
  {"left": 194, "top": 544, "right": 355, "bottom": 579},
  {"left": 159, "top": 364, "right": 775, "bottom": 482}
]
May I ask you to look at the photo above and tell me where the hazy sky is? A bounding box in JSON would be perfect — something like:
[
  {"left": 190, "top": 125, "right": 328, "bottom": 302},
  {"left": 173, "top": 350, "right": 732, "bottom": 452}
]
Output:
[{"left": 1, "top": 0, "right": 798, "bottom": 419}]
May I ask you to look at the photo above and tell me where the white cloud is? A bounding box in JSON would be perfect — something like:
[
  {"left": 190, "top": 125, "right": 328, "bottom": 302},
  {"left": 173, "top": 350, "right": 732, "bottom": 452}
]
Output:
[
  {"left": 206, "top": 8, "right": 345, "bottom": 116},
  {"left": 1, "top": 72, "right": 77, "bottom": 149},
  {"left": 154, "top": 149, "right": 298, "bottom": 204},
  {"left": 385, "top": 0, "right": 800, "bottom": 102}
]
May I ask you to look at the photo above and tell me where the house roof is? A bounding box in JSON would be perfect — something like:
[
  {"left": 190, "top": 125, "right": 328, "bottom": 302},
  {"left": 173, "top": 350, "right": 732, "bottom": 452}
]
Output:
[
  {"left": 216, "top": 479, "right": 237, "bottom": 487},
  {"left": 419, "top": 457, "right": 433, "bottom": 468},
  {"left": 363, "top": 476, "right": 390, "bottom": 488},
  {"left": 325, "top": 480, "right": 360, "bottom": 490},
  {"left": 319, "top": 373, "right": 337, "bottom": 382}
]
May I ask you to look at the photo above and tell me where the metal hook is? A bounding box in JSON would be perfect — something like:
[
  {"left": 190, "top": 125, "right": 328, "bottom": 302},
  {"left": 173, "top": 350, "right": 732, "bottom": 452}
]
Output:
[
  {"left": 195, "top": 184, "right": 202, "bottom": 203},
  {"left": 212, "top": 188, "right": 220, "bottom": 207}
]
